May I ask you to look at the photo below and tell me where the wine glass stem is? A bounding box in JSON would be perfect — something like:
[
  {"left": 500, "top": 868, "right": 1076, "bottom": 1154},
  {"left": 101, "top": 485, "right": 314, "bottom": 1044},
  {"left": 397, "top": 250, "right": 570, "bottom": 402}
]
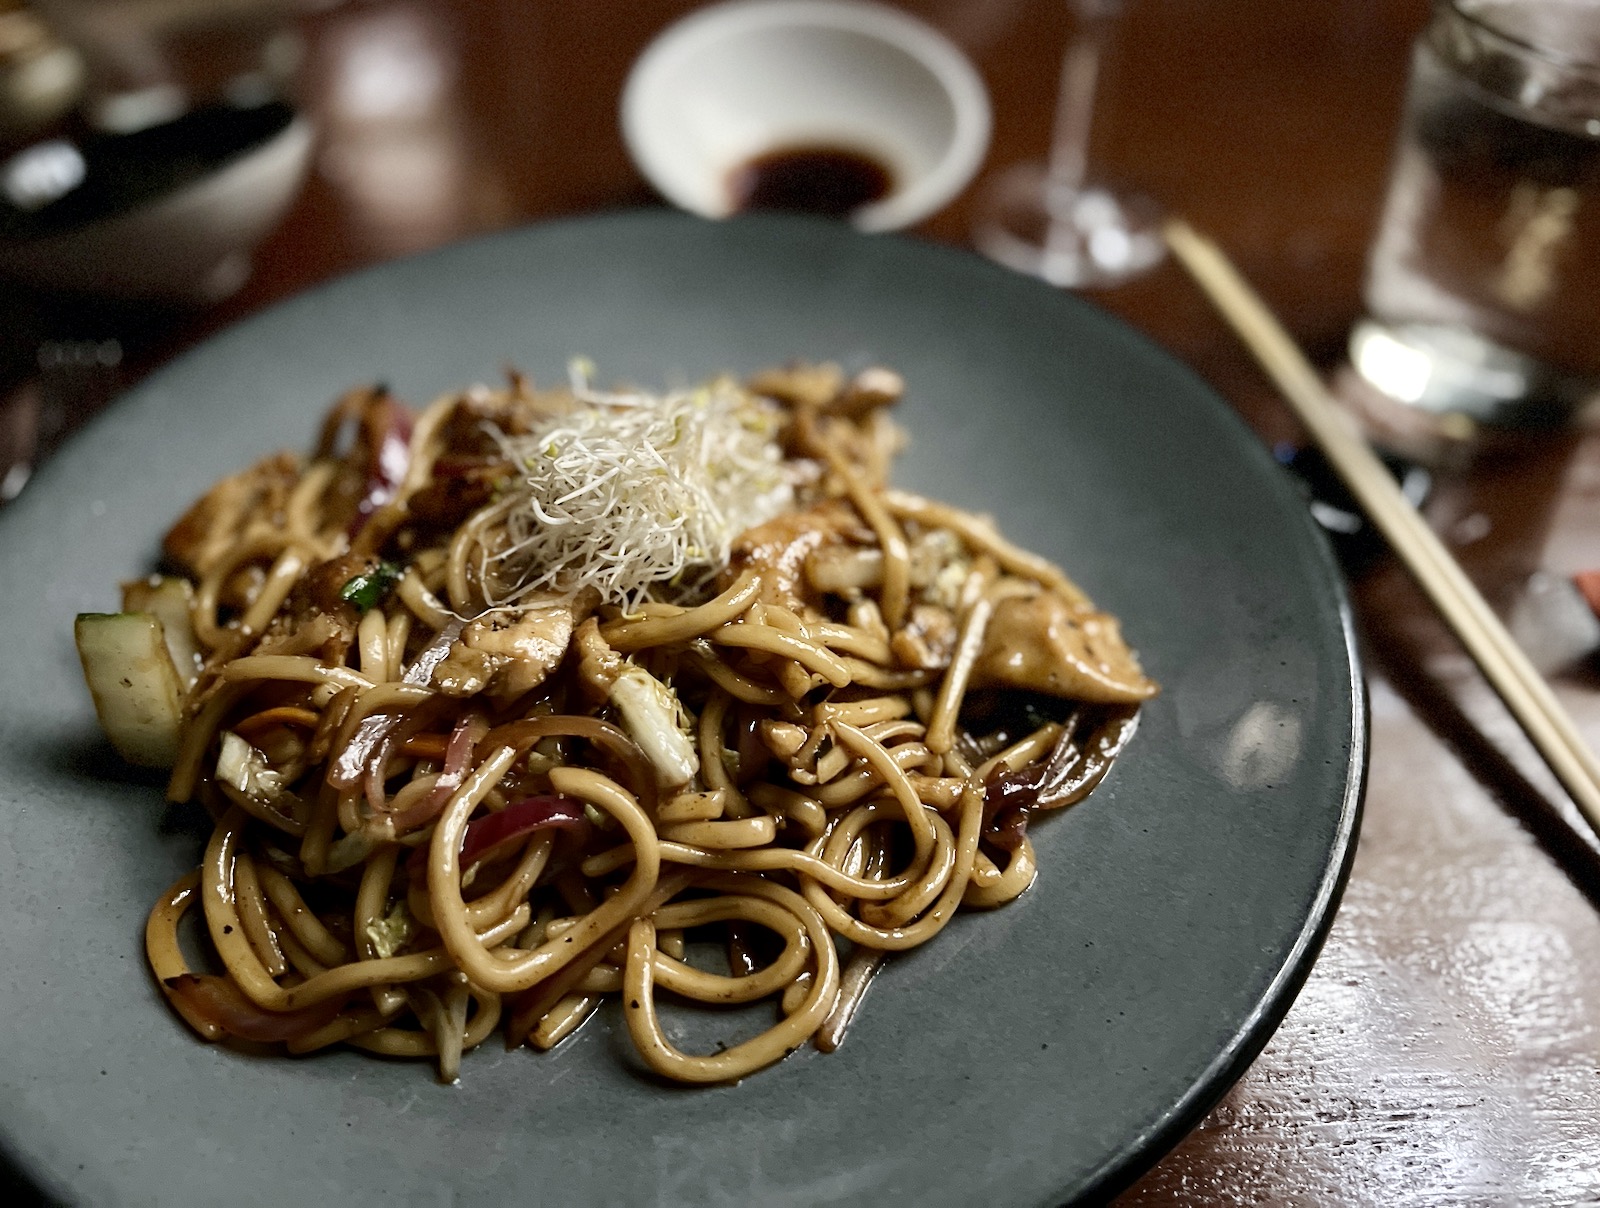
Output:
[{"left": 1046, "top": 3, "right": 1118, "bottom": 204}]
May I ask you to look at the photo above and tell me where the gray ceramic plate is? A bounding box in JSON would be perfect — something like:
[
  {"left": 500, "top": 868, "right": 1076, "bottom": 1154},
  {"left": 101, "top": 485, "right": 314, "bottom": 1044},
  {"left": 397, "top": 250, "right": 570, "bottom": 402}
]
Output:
[{"left": 0, "top": 211, "right": 1364, "bottom": 1206}]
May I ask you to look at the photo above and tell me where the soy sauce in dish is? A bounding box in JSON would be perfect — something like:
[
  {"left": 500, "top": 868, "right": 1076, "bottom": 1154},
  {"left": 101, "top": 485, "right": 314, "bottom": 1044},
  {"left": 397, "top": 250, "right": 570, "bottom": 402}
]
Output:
[{"left": 727, "top": 146, "right": 893, "bottom": 218}]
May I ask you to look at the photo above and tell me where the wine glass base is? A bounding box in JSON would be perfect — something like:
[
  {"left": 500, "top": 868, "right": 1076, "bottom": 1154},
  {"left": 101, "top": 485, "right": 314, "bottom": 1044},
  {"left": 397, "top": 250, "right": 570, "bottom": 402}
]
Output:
[{"left": 972, "top": 160, "right": 1164, "bottom": 289}]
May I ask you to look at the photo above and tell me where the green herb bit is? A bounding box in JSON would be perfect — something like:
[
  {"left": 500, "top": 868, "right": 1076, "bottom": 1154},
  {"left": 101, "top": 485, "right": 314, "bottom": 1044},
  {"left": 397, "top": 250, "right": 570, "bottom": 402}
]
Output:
[{"left": 340, "top": 561, "right": 404, "bottom": 612}]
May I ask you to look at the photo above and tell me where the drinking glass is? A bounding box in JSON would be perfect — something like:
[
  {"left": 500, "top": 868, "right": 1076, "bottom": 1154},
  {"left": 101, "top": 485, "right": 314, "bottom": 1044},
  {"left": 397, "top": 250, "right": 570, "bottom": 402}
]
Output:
[
  {"left": 971, "top": 0, "right": 1162, "bottom": 288},
  {"left": 1351, "top": 0, "right": 1600, "bottom": 427}
]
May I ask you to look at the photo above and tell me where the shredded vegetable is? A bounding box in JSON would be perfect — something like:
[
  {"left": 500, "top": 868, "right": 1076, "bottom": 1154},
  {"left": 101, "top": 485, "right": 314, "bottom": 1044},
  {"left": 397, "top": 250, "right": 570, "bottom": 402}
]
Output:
[{"left": 485, "top": 368, "right": 794, "bottom": 609}]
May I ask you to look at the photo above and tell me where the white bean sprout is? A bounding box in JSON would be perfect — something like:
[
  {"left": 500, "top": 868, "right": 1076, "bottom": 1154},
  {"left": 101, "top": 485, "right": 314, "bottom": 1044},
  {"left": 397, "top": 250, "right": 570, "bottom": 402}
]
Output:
[{"left": 486, "top": 367, "right": 795, "bottom": 609}]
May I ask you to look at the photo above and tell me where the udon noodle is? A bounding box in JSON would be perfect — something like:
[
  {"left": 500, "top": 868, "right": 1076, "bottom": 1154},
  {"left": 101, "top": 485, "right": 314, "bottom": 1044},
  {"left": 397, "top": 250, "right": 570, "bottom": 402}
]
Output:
[{"left": 84, "top": 362, "right": 1157, "bottom": 1084}]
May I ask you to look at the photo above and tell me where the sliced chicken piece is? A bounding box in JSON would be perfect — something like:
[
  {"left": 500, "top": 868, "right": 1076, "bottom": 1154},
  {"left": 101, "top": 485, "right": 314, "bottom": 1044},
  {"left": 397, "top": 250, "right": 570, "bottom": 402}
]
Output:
[
  {"left": 747, "top": 363, "right": 903, "bottom": 417},
  {"left": 163, "top": 450, "right": 303, "bottom": 579},
  {"left": 971, "top": 591, "right": 1157, "bottom": 704},
  {"left": 461, "top": 593, "right": 583, "bottom": 699},
  {"left": 891, "top": 604, "right": 958, "bottom": 670},
  {"left": 724, "top": 498, "right": 872, "bottom": 612},
  {"left": 807, "top": 527, "right": 971, "bottom": 608},
  {"left": 430, "top": 643, "right": 498, "bottom": 696},
  {"left": 746, "top": 363, "right": 845, "bottom": 409},
  {"left": 571, "top": 615, "right": 623, "bottom": 701}
]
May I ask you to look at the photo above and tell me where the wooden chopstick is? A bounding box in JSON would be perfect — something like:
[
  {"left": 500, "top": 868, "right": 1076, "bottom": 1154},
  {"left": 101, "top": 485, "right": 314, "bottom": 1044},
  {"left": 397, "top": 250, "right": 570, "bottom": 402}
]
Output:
[{"left": 1163, "top": 217, "right": 1600, "bottom": 839}]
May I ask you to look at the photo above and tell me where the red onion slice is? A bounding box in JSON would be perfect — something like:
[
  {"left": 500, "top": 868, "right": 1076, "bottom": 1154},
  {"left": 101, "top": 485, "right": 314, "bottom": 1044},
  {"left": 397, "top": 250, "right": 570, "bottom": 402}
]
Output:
[
  {"left": 407, "top": 794, "right": 590, "bottom": 878},
  {"left": 350, "top": 400, "right": 414, "bottom": 535},
  {"left": 326, "top": 620, "right": 463, "bottom": 793},
  {"left": 162, "top": 974, "right": 346, "bottom": 1042}
]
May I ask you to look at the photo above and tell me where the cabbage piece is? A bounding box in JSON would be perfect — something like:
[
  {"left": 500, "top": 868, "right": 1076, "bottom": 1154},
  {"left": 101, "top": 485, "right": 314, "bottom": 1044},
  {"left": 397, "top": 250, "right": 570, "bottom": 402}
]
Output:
[
  {"left": 74, "top": 612, "right": 186, "bottom": 768},
  {"left": 119, "top": 576, "right": 202, "bottom": 688},
  {"left": 609, "top": 666, "right": 699, "bottom": 790}
]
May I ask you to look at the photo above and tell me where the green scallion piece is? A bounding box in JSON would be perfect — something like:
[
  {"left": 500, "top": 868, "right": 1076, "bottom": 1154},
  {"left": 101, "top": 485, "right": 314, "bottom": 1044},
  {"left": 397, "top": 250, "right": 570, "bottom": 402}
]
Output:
[{"left": 340, "top": 561, "right": 403, "bottom": 612}]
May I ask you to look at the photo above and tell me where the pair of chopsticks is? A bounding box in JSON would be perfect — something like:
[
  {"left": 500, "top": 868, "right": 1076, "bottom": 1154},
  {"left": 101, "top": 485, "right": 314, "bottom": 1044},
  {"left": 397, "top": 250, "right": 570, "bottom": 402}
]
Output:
[{"left": 1163, "top": 218, "right": 1600, "bottom": 840}]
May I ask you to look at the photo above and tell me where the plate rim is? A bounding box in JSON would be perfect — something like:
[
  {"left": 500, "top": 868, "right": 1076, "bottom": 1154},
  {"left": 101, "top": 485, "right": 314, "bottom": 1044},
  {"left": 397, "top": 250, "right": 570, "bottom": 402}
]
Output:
[
  {"left": 1084, "top": 610, "right": 1367, "bottom": 1202},
  {"left": 0, "top": 208, "right": 1368, "bottom": 1206}
]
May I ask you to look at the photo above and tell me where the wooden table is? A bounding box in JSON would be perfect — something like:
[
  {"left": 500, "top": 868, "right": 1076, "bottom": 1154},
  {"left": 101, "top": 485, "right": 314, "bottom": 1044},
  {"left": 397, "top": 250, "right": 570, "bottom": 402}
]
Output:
[{"left": 8, "top": 1, "right": 1600, "bottom": 1201}]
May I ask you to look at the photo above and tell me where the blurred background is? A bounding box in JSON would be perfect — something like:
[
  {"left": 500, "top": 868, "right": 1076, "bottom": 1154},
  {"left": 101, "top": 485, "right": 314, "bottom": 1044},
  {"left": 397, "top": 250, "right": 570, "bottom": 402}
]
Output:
[
  {"left": 0, "top": 0, "right": 1430, "bottom": 501},
  {"left": 27, "top": 4, "right": 1600, "bottom": 1206}
]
